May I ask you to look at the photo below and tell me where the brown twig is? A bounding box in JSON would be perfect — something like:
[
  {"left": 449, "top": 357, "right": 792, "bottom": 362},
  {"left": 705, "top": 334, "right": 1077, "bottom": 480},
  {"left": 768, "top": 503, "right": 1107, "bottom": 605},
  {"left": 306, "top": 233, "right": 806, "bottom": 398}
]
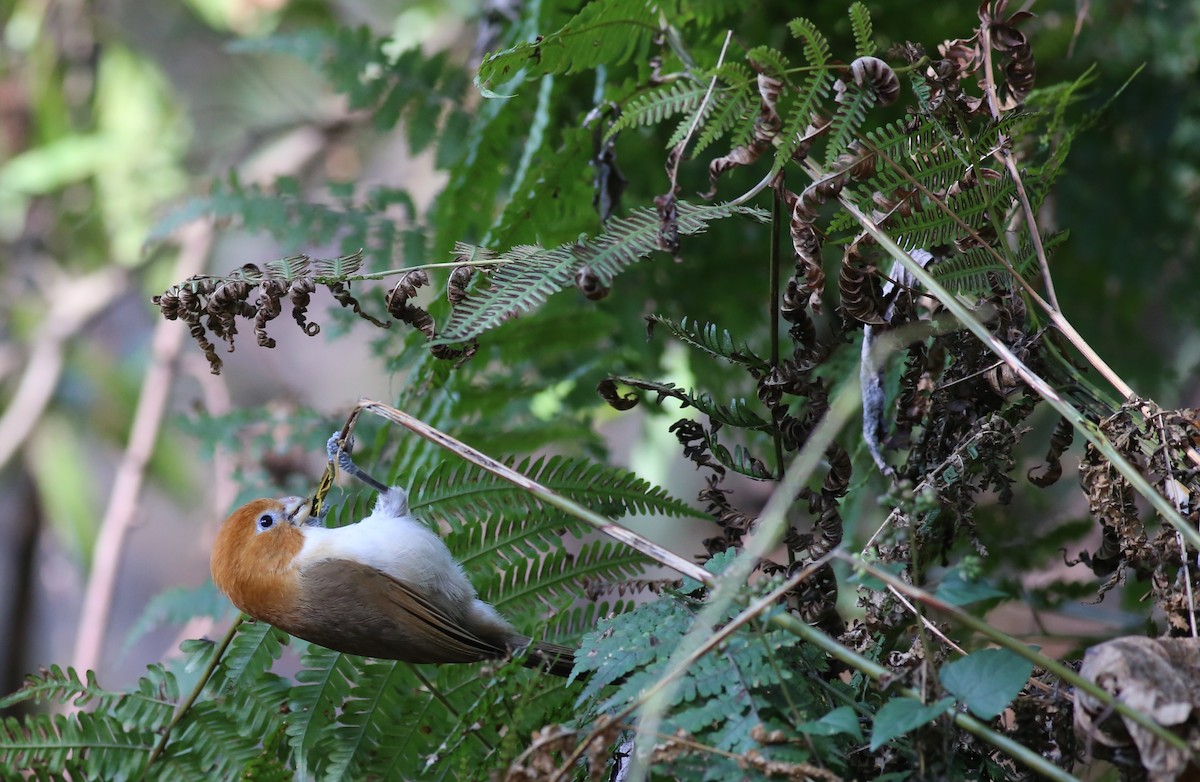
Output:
[
  {"left": 72, "top": 221, "right": 214, "bottom": 677},
  {"left": 978, "top": 13, "right": 1058, "bottom": 311},
  {"left": 665, "top": 30, "right": 734, "bottom": 190}
]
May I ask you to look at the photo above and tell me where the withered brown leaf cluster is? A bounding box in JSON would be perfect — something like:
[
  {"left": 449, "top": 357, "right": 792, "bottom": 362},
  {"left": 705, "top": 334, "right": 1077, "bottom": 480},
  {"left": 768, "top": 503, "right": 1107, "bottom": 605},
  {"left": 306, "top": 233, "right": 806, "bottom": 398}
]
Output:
[
  {"left": 152, "top": 250, "right": 487, "bottom": 373},
  {"left": 152, "top": 254, "right": 387, "bottom": 374}
]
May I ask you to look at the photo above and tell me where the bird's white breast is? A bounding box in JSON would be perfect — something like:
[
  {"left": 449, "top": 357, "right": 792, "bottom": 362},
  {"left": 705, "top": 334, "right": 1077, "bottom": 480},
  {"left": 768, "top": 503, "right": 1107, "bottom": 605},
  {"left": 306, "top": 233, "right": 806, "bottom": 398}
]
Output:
[{"left": 296, "top": 507, "right": 477, "bottom": 608}]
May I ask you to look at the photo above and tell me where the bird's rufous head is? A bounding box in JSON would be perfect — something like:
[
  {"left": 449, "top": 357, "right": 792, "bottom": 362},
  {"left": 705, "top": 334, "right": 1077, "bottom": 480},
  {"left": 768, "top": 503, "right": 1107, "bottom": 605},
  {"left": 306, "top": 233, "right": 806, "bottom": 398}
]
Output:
[{"left": 211, "top": 496, "right": 311, "bottom": 623}]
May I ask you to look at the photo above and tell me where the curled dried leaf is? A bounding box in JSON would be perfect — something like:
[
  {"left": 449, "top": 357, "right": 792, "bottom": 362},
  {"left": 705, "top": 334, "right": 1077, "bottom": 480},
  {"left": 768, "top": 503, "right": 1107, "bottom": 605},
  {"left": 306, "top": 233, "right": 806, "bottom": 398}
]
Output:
[
  {"left": 1074, "top": 636, "right": 1200, "bottom": 781},
  {"left": 670, "top": 418, "right": 726, "bottom": 478},
  {"left": 831, "top": 140, "right": 877, "bottom": 181},
  {"left": 447, "top": 265, "right": 474, "bottom": 307},
  {"left": 592, "top": 109, "right": 627, "bottom": 223},
  {"left": 705, "top": 72, "right": 783, "bottom": 196},
  {"left": 807, "top": 491, "right": 844, "bottom": 557},
  {"left": 387, "top": 269, "right": 431, "bottom": 318},
  {"left": 848, "top": 56, "right": 900, "bottom": 106},
  {"left": 654, "top": 191, "right": 679, "bottom": 256},
  {"left": 597, "top": 378, "right": 639, "bottom": 411},
  {"left": 254, "top": 279, "right": 287, "bottom": 349},
  {"left": 791, "top": 221, "right": 825, "bottom": 312},
  {"left": 1028, "top": 416, "right": 1073, "bottom": 488},
  {"left": 288, "top": 278, "right": 320, "bottom": 336},
  {"left": 575, "top": 264, "right": 611, "bottom": 301},
  {"left": 839, "top": 247, "right": 888, "bottom": 326},
  {"left": 823, "top": 443, "right": 852, "bottom": 497},
  {"left": 980, "top": 0, "right": 1036, "bottom": 108},
  {"left": 189, "top": 321, "right": 221, "bottom": 374},
  {"left": 698, "top": 475, "right": 756, "bottom": 555},
  {"left": 329, "top": 281, "right": 389, "bottom": 328}
]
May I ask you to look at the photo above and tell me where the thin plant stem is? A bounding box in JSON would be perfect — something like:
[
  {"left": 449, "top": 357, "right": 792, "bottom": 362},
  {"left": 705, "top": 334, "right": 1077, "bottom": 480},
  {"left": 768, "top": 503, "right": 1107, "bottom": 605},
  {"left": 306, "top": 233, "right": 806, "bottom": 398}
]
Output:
[
  {"left": 769, "top": 177, "right": 786, "bottom": 480},
  {"left": 141, "top": 616, "right": 243, "bottom": 777},
  {"left": 978, "top": 14, "right": 1058, "bottom": 310},
  {"left": 349, "top": 399, "right": 714, "bottom": 585}
]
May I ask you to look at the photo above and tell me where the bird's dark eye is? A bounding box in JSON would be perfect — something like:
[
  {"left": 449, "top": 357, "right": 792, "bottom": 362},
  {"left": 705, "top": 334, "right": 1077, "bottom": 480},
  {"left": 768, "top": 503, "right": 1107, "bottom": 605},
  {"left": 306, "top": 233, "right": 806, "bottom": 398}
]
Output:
[{"left": 257, "top": 514, "right": 274, "bottom": 530}]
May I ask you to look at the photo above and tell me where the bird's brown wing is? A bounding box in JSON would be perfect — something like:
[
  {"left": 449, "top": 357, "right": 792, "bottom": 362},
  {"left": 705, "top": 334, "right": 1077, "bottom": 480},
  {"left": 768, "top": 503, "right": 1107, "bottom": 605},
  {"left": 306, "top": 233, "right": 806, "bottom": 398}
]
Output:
[{"left": 288, "top": 558, "right": 511, "bottom": 664}]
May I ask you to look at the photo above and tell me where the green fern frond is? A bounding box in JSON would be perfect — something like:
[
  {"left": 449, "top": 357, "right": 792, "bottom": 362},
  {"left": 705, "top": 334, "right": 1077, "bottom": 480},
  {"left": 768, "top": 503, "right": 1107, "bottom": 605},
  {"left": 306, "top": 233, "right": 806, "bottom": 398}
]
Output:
[
  {"left": 204, "top": 622, "right": 290, "bottom": 738},
  {"left": 608, "top": 376, "right": 772, "bottom": 430},
  {"left": 677, "top": 61, "right": 758, "bottom": 155},
  {"left": 705, "top": 432, "right": 775, "bottom": 480},
  {"left": 487, "top": 540, "right": 648, "bottom": 613},
  {"left": 477, "top": 0, "right": 658, "bottom": 92},
  {"left": 746, "top": 46, "right": 792, "bottom": 80},
  {"left": 435, "top": 201, "right": 768, "bottom": 344},
  {"left": 646, "top": 314, "right": 771, "bottom": 371},
  {"left": 928, "top": 248, "right": 1009, "bottom": 296},
  {"left": 409, "top": 455, "right": 702, "bottom": 524},
  {"left": 233, "top": 28, "right": 465, "bottom": 154},
  {"left": 312, "top": 251, "right": 366, "bottom": 280},
  {"left": 0, "top": 711, "right": 158, "bottom": 780},
  {"left": 931, "top": 230, "right": 1067, "bottom": 295},
  {"left": 0, "top": 664, "right": 178, "bottom": 735},
  {"left": 860, "top": 114, "right": 1029, "bottom": 196},
  {"left": 214, "top": 622, "right": 287, "bottom": 691},
  {"left": 449, "top": 511, "right": 578, "bottom": 575},
  {"left": 824, "top": 81, "right": 878, "bottom": 165},
  {"left": 122, "top": 582, "right": 229, "bottom": 656},
  {"left": 169, "top": 701, "right": 269, "bottom": 779},
  {"left": 323, "top": 659, "right": 413, "bottom": 782},
  {"left": 692, "top": 87, "right": 755, "bottom": 156},
  {"left": 882, "top": 180, "right": 1016, "bottom": 249},
  {"left": 286, "top": 646, "right": 361, "bottom": 780},
  {"left": 544, "top": 600, "right": 637, "bottom": 639},
  {"left": 609, "top": 80, "right": 711, "bottom": 138},
  {"left": 787, "top": 17, "right": 831, "bottom": 62},
  {"left": 574, "top": 554, "right": 842, "bottom": 776},
  {"left": 426, "top": 661, "right": 574, "bottom": 778},
  {"left": 772, "top": 18, "right": 833, "bottom": 173},
  {"left": 711, "top": 61, "right": 755, "bottom": 85},
  {"left": 2, "top": 665, "right": 115, "bottom": 711},
  {"left": 264, "top": 254, "right": 312, "bottom": 280},
  {"left": 149, "top": 177, "right": 409, "bottom": 269},
  {"left": 672, "top": 0, "right": 747, "bottom": 24},
  {"left": 849, "top": 2, "right": 876, "bottom": 56}
]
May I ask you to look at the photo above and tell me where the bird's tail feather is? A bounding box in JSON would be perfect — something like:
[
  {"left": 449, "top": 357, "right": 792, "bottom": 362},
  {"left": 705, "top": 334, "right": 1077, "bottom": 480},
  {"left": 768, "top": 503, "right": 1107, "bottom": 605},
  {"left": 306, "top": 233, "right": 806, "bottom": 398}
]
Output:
[{"left": 521, "top": 641, "right": 576, "bottom": 678}]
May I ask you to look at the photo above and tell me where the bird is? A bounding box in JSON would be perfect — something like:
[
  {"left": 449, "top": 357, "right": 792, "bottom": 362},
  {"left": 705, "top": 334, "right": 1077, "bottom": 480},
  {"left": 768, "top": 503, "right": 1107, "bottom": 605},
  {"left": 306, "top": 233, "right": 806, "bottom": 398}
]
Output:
[{"left": 209, "top": 433, "right": 575, "bottom": 677}]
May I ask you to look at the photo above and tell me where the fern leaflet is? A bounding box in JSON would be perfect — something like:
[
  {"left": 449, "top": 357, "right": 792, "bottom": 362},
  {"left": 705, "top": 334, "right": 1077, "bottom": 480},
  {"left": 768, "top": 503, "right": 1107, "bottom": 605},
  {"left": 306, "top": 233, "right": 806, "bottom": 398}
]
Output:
[
  {"left": 436, "top": 201, "right": 767, "bottom": 344},
  {"left": 608, "top": 80, "right": 711, "bottom": 138},
  {"left": 477, "top": 0, "right": 658, "bottom": 92},
  {"left": 823, "top": 80, "right": 878, "bottom": 165},
  {"left": 286, "top": 645, "right": 360, "bottom": 780},
  {"left": 773, "top": 18, "right": 833, "bottom": 173},
  {"left": 849, "top": 2, "right": 876, "bottom": 56},
  {"left": 607, "top": 376, "right": 772, "bottom": 430},
  {"left": 646, "top": 314, "right": 771, "bottom": 370}
]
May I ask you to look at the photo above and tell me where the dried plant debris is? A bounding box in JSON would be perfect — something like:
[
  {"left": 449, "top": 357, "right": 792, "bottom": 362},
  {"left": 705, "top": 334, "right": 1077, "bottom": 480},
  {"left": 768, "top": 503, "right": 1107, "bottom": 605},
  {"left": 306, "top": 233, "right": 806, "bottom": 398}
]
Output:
[
  {"left": 152, "top": 251, "right": 489, "bottom": 373},
  {"left": 152, "top": 252, "right": 388, "bottom": 374},
  {"left": 1068, "top": 403, "right": 1200, "bottom": 622},
  {"left": 1075, "top": 637, "right": 1200, "bottom": 782}
]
